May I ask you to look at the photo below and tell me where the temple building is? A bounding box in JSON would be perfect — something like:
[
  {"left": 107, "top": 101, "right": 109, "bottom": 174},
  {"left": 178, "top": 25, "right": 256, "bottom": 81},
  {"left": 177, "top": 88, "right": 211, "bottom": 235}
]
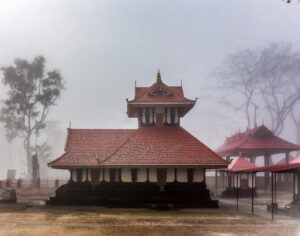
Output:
[
  {"left": 215, "top": 125, "right": 300, "bottom": 188},
  {"left": 48, "top": 71, "right": 228, "bottom": 208}
]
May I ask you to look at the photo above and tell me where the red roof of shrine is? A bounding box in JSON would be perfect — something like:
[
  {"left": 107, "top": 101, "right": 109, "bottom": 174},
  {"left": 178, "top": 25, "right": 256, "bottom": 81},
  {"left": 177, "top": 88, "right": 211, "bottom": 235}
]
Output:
[
  {"left": 226, "top": 156, "right": 257, "bottom": 172},
  {"left": 290, "top": 156, "right": 300, "bottom": 164},
  {"left": 244, "top": 162, "right": 300, "bottom": 173},
  {"left": 215, "top": 125, "right": 300, "bottom": 157},
  {"left": 276, "top": 156, "right": 295, "bottom": 164},
  {"left": 49, "top": 126, "right": 228, "bottom": 168}
]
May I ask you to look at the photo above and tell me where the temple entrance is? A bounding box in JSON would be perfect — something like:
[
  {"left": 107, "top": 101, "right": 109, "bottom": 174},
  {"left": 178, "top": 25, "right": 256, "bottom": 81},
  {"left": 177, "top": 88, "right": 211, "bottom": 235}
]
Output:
[
  {"left": 91, "top": 169, "right": 100, "bottom": 184},
  {"left": 157, "top": 168, "right": 167, "bottom": 186}
]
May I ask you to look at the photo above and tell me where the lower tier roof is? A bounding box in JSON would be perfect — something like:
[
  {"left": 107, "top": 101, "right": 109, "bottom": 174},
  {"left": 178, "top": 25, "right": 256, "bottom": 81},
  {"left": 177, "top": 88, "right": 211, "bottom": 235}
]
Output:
[{"left": 49, "top": 126, "right": 228, "bottom": 169}]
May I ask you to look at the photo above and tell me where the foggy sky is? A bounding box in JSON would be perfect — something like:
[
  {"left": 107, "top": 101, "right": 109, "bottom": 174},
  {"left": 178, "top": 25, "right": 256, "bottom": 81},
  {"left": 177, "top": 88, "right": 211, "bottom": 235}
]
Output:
[{"left": 0, "top": 0, "right": 300, "bottom": 178}]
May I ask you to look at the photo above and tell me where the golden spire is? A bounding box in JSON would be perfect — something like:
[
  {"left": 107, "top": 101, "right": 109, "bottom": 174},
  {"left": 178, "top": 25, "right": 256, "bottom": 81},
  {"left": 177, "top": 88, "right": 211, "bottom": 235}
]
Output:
[{"left": 156, "top": 69, "right": 162, "bottom": 83}]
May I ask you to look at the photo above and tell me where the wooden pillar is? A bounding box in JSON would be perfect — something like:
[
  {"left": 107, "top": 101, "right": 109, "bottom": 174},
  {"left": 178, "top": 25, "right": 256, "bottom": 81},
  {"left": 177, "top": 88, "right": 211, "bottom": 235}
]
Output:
[
  {"left": 250, "top": 156, "right": 256, "bottom": 164},
  {"left": 294, "top": 170, "right": 300, "bottom": 202},
  {"left": 6, "top": 179, "right": 11, "bottom": 188},
  {"left": 17, "top": 179, "right": 22, "bottom": 189},
  {"left": 236, "top": 173, "right": 239, "bottom": 211},
  {"left": 251, "top": 172, "right": 255, "bottom": 215},
  {"left": 55, "top": 179, "right": 59, "bottom": 188},
  {"left": 284, "top": 152, "right": 290, "bottom": 191},
  {"left": 271, "top": 172, "right": 274, "bottom": 221},
  {"left": 70, "top": 169, "right": 73, "bottom": 182},
  {"left": 285, "top": 152, "right": 289, "bottom": 164},
  {"left": 215, "top": 171, "right": 218, "bottom": 197},
  {"left": 221, "top": 171, "right": 225, "bottom": 189},
  {"left": 264, "top": 153, "right": 270, "bottom": 189},
  {"left": 146, "top": 168, "right": 150, "bottom": 182}
]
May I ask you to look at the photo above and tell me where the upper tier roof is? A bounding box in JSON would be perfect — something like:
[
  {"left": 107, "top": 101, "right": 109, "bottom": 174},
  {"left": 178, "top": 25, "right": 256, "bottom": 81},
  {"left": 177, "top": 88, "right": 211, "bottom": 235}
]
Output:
[
  {"left": 49, "top": 126, "right": 228, "bottom": 168},
  {"left": 132, "top": 86, "right": 194, "bottom": 103},
  {"left": 127, "top": 71, "right": 196, "bottom": 117},
  {"left": 215, "top": 125, "right": 300, "bottom": 157}
]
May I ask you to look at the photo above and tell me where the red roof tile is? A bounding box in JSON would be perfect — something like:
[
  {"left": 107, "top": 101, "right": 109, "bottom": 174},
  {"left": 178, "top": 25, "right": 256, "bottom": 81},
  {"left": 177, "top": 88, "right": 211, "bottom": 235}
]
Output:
[
  {"left": 130, "top": 82, "right": 195, "bottom": 103},
  {"left": 215, "top": 125, "right": 300, "bottom": 156},
  {"left": 49, "top": 127, "right": 228, "bottom": 168},
  {"left": 226, "top": 156, "right": 257, "bottom": 171},
  {"left": 276, "top": 156, "right": 295, "bottom": 164},
  {"left": 290, "top": 156, "right": 300, "bottom": 164},
  {"left": 49, "top": 129, "right": 136, "bottom": 166},
  {"left": 245, "top": 162, "right": 300, "bottom": 173}
]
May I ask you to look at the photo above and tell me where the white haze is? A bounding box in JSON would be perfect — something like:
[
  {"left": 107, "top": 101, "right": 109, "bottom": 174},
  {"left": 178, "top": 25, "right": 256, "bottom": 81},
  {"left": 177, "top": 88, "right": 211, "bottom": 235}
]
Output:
[{"left": 0, "top": 0, "right": 300, "bottom": 179}]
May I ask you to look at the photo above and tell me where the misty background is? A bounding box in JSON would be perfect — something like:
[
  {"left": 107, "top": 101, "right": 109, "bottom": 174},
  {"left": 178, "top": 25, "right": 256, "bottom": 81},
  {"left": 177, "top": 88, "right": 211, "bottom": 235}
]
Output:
[{"left": 0, "top": 0, "right": 300, "bottom": 179}]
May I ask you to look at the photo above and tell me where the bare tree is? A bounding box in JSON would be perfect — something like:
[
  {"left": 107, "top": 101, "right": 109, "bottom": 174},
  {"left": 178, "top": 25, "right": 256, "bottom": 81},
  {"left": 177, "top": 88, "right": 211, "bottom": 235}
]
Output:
[
  {"left": 215, "top": 50, "right": 260, "bottom": 129},
  {"left": 215, "top": 42, "right": 300, "bottom": 136},
  {"left": 291, "top": 106, "right": 300, "bottom": 154},
  {"left": 258, "top": 43, "right": 300, "bottom": 135}
]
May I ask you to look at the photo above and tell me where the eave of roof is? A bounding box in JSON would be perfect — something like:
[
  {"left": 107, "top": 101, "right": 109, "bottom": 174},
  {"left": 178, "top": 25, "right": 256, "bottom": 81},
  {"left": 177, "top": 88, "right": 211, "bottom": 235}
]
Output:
[{"left": 245, "top": 162, "right": 300, "bottom": 173}]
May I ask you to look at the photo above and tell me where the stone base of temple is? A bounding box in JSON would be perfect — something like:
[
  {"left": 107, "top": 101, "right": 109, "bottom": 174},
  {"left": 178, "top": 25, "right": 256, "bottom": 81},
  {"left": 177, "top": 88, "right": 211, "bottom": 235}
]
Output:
[
  {"left": 221, "top": 188, "right": 257, "bottom": 198},
  {"left": 47, "top": 181, "right": 219, "bottom": 209}
]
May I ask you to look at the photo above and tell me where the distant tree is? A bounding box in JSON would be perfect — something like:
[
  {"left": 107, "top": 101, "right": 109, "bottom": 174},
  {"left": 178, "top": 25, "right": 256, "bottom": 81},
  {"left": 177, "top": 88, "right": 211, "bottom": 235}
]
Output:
[
  {"left": 215, "top": 42, "right": 300, "bottom": 136},
  {"left": 257, "top": 43, "right": 300, "bottom": 135},
  {"left": 0, "top": 56, "right": 64, "bottom": 180},
  {"left": 291, "top": 106, "right": 300, "bottom": 154},
  {"left": 214, "top": 49, "right": 260, "bottom": 129}
]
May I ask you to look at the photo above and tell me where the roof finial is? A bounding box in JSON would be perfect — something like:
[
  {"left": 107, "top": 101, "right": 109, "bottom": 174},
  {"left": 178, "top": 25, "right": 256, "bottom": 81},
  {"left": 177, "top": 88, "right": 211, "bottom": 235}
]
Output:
[
  {"left": 69, "top": 121, "right": 72, "bottom": 129},
  {"left": 157, "top": 69, "right": 162, "bottom": 83}
]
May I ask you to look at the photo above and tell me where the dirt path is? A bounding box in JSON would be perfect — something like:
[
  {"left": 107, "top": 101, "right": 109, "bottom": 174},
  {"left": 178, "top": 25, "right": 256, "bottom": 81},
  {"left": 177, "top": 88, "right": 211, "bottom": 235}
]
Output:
[{"left": 0, "top": 205, "right": 297, "bottom": 236}]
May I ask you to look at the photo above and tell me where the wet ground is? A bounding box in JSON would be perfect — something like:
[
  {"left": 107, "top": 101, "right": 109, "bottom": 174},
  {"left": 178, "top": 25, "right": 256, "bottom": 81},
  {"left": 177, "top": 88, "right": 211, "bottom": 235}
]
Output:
[
  {"left": 0, "top": 189, "right": 298, "bottom": 236},
  {"left": 0, "top": 204, "right": 297, "bottom": 236}
]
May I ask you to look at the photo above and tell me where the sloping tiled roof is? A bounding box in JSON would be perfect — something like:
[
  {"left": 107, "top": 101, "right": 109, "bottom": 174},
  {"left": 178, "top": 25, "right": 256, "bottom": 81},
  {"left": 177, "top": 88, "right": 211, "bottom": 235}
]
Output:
[
  {"left": 290, "top": 156, "right": 300, "bottom": 164},
  {"left": 244, "top": 162, "right": 300, "bottom": 173},
  {"left": 131, "top": 84, "right": 195, "bottom": 103},
  {"left": 49, "top": 129, "right": 136, "bottom": 166},
  {"left": 276, "top": 156, "right": 295, "bottom": 164},
  {"left": 226, "top": 156, "right": 257, "bottom": 171},
  {"left": 215, "top": 125, "right": 300, "bottom": 156},
  {"left": 49, "top": 127, "right": 228, "bottom": 168}
]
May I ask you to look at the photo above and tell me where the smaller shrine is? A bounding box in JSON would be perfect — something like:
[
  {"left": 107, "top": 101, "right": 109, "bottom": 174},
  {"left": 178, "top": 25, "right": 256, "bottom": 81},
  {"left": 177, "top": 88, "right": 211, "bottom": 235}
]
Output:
[
  {"left": 216, "top": 125, "right": 300, "bottom": 187},
  {"left": 220, "top": 156, "right": 257, "bottom": 197}
]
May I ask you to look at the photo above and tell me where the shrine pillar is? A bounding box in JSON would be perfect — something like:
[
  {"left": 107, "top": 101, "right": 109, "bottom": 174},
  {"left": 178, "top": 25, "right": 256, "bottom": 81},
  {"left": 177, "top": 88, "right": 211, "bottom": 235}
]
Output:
[
  {"left": 293, "top": 170, "right": 300, "bottom": 202},
  {"left": 264, "top": 153, "right": 270, "bottom": 189}
]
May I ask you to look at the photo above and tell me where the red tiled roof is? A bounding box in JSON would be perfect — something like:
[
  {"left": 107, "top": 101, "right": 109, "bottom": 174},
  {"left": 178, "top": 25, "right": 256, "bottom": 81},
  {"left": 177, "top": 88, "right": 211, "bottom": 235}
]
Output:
[
  {"left": 49, "top": 127, "right": 228, "bottom": 168},
  {"left": 290, "top": 156, "right": 300, "bottom": 164},
  {"left": 215, "top": 125, "right": 300, "bottom": 156},
  {"left": 226, "top": 156, "right": 257, "bottom": 172},
  {"left": 130, "top": 82, "right": 195, "bottom": 103},
  {"left": 49, "top": 129, "right": 136, "bottom": 166},
  {"left": 245, "top": 162, "right": 300, "bottom": 173},
  {"left": 276, "top": 156, "right": 295, "bottom": 164}
]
